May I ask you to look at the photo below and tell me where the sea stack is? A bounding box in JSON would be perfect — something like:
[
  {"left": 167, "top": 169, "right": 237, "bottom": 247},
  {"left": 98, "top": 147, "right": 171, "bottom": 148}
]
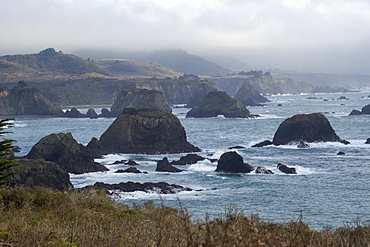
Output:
[
  {"left": 98, "top": 108, "right": 200, "bottom": 154},
  {"left": 272, "top": 113, "right": 348, "bottom": 145},
  {"left": 186, "top": 91, "right": 250, "bottom": 118}
]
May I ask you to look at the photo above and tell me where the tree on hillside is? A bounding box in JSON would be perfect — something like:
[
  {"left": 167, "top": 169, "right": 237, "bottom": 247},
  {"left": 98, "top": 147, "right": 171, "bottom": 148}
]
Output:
[{"left": 0, "top": 119, "right": 17, "bottom": 186}]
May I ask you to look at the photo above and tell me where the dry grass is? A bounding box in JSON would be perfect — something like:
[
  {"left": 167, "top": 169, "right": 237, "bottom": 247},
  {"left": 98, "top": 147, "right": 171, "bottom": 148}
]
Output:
[{"left": 0, "top": 186, "right": 370, "bottom": 246}]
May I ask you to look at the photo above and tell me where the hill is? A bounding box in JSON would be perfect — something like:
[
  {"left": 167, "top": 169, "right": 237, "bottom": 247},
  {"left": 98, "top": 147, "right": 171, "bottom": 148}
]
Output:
[
  {"left": 95, "top": 59, "right": 181, "bottom": 78},
  {"left": 74, "top": 48, "right": 232, "bottom": 76}
]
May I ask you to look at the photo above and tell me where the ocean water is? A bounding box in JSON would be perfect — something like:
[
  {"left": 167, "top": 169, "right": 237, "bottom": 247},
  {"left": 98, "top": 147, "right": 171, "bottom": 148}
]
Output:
[{"left": 7, "top": 89, "right": 370, "bottom": 230}]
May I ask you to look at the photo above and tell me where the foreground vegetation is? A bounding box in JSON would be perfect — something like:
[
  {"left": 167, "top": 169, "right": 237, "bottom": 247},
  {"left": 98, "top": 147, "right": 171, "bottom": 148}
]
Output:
[{"left": 0, "top": 187, "right": 370, "bottom": 246}]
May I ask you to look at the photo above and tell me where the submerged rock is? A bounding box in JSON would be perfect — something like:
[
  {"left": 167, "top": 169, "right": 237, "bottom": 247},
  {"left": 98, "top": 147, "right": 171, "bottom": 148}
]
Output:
[
  {"left": 27, "top": 132, "right": 108, "bottom": 174},
  {"left": 98, "top": 108, "right": 200, "bottom": 154},
  {"left": 272, "top": 113, "right": 348, "bottom": 145},
  {"left": 110, "top": 89, "right": 172, "bottom": 117},
  {"left": 115, "top": 167, "right": 142, "bottom": 173},
  {"left": 215, "top": 151, "right": 254, "bottom": 173},
  {"left": 255, "top": 166, "right": 274, "bottom": 174},
  {"left": 186, "top": 91, "right": 250, "bottom": 118},
  {"left": 156, "top": 157, "right": 183, "bottom": 172},
  {"left": 252, "top": 140, "right": 273, "bottom": 148},
  {"left": 93, "top": 181, "right": 192, "bottom": 194}
]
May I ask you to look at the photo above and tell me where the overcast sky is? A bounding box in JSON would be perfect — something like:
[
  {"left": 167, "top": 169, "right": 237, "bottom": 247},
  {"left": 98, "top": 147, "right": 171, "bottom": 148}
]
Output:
[{"left": 1, "top": 0, "right": 370, "bottom": 74}]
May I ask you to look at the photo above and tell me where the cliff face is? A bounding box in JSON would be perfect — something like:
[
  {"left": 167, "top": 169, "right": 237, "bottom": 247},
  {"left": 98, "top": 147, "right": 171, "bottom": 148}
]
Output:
[
  {"left": 98, "top": 108, "right": 200, "bottom": 154},
  {"left": 186, "top": 91, "right": 250, "bottom": 118},
  {"left": 210, "top": 75, "right": 314, "bottom": 96},
  {"left": 0, "top": 86, "right": 64, "bottom": 116},
  {"left": 110, "top": 89, "right": 172, "bottom": 116}
]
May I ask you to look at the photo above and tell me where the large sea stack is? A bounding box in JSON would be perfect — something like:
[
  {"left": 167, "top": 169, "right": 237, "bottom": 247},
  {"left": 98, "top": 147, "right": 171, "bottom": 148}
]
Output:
[
  {"left": 272, "top": 113, "right": 347, "bottom": 145},
  {"left": 234, "top": 82, "right": 269, "bottom": 106},
  {"left": 98, "top": 108, "right": 200, "bottom": 154},
  {"left": 26, "top": 132, "right": 108, "bottom": 174},
  {"left": 110, "top": 89, "right": 172, "bottom": 117},
  {"left": 215, "top": 151, "right": 254, "bottom": 173},
  {"left": 186, "top": 91, "right": 250, "bottom": 118}
]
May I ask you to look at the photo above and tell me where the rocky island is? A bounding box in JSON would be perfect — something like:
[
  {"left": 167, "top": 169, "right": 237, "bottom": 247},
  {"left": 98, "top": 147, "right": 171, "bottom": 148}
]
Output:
[{"left": 186, "top": 91, "right": 251, "bottom": 118}]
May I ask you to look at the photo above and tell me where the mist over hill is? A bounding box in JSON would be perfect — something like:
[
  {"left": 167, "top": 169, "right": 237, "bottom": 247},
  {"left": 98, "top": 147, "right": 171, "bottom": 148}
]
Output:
[{"left": 74, "top": 49, "right": 231, "bottom": 76}]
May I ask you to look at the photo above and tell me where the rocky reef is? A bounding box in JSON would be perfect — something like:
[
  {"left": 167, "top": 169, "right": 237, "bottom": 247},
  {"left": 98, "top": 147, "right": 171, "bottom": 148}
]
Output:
[
  {"left": 110, "top": 89, "right": 172, "bottom": 117},
  {"left": 95, "top": 108, "right": 200, "bottom": 155},
  {"left": 186, "top": 91, "right": 250, "bottom": 118}
]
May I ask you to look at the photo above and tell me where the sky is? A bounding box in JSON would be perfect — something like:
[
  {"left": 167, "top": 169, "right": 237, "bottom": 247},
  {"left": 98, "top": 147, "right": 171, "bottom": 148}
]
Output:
[{"left": 1, "top": 0, "right": 370, "bottom": 75}]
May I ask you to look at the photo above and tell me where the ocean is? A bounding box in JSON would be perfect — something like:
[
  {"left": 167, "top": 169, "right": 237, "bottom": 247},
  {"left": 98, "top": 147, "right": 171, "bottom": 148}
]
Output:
[{"left": 8, "top": 89, "right": 370, "bottom": 230}]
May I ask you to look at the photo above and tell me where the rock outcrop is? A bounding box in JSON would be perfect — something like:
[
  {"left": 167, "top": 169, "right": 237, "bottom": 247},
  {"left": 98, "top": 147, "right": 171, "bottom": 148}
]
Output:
[
  {"left": 0, "top": 85, "right": 64, "bottom": 116},
  {"left": 215, "top": 151, "right": 254, "bottom": 173},
  {"left": 272, "top": 113, "right": 348, "bottom": 145},
  {"left": 255, "top": 166, "right": 274, "bottom": 174},
  {"left": 349, "top": 104, "right": 370, "bottom": 115},
  {"left": 186, "top": 91, "right": 250, "bottom": 118},
  {"left": 92, "top": 181, "right": 192, "bottom": 194},
  {"left": 110, "top": 89, "right": 172, "bottom": 117},
  {"left": 156, "top": 157, "right": 183, "bottom": 172},
  {"left": 365, "top": 138, "right": 370, "bottom": 144},
  {"left": 277, "top": 163, "right": 296, "bottom": 174},
  {"left": 252, "top": 140, "right": 273, "bottom": 148},
  {"left": 8, "top": 158, "right": 73, "bottom": 191},
  {"left": 234, "top": 82, "right": 269, "bottom": 106},
  {"left": 170, "top": 154, "right": 205, "bottom": 165},
  {"left": 97, "top": 108, "right": 200, "bottom": 154},
  {"left": 27, "top": 132, "right": 108, "bottom": 174}
]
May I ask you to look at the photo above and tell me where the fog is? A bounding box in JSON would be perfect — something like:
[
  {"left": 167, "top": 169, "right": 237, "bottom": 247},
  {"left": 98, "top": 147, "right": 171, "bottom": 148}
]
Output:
[{"left": 1, "top": 0, "right": 370, "bottom": 75}]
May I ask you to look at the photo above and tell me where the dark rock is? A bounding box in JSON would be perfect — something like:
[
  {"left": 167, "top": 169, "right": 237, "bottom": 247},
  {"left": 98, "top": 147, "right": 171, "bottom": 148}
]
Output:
[
  {"left": 272, "top": 113, "right": 347, "bottom": 145},
  {"left": 366, "top": 138, "right": 370, "bottom": 144},
  {"left": 170, "top": 154, "right": 205, "bottom": 165},
  {"left": 115, "top": 167, "right": 142, "bottom": 173},
  {"left": 64, "top": 107, "right": 86, "bottom": 118},
  {"left": 86, "top": 108, "right": 98, "bottom": 119},
  {"left": 277, "top": 163, "right": 296, "bottom": 174},
  {"left": 186, "top": 91, "right": 250, "bottom": 118},
  {"left": 85, "top": 137, "right": 103, "bottom": 158},
  {"left": 234, "top": 82, "right": 269, "bottom": 106},
  {"left": 98, "top": 108, "right": 200, "bottom": 154},
  {"left": 255, "top": 166, "right": 274, "bottom": 174},
  {"left": 252, "top": 140, "right": 273, "bottom": 147},
  {"left": 337, "top": 96, "right": 349, "bottom": 100},
  {"left": 297, "top": 141, "right": 310, "bottom": 148},
  {"left": 125, "top": 159, "right": 139, "bottom": 166},
  {"left": 349, "top": 105, "right": 370, "bottom": 116},
  {"left": 99, "top": 108, "right": 112, "bottom": 117},
  {"left": 215, "top": 151, "right": 254, "bottom": 173},
  {"left": 229, "top": 145, "right": 246, "bottom": 149},
  {"left": 8, "top": 158, "right": 73, "bottom": 191},
  {"left": 156, "top": 157, "right": 183, "bottom": 172},
  {"left": 277, "top": 104, "right": 283, "bottom": 106},
  {"left": 0, "top": 87, "right": 64, "bottom": 116},
  {"left": 92, "top": 181, "right": 192, "bottom": 194},
  {"left": 113, "top": 160, "right": 127, "bottom": 164},
  {"left": 337, "top": 151, "right": 345, "bottom": 155},
  {"left": 27, "top": 132, "right": 108, "bottom": 174},
  {"left": 349, "top": 110, "right": 361, "bottom": 115},
  {"left": 110, "top": 89, "right": 172, "bottom": 117},
  {"left": 208, "top": 158, "right": 218, "bottom": 163},
  {"left": 340, "top": 140, "right": 351, "bottom": 145}
]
